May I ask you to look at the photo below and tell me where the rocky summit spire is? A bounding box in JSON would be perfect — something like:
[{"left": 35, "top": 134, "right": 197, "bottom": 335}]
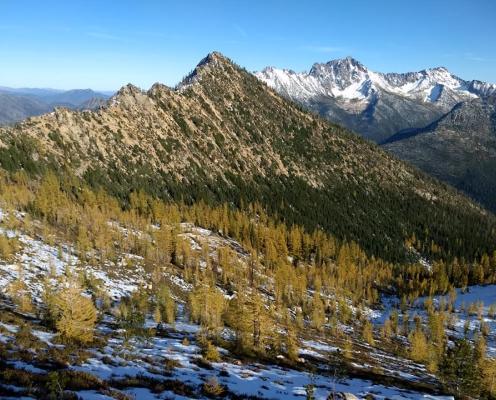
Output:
[
  {"left": 108, "top": 83, "right": 145, "bottom": 106},
  {"left": 177, "top": 51, "right": 235, "bottom": 90},
  {"left": 197, "top": 51, "right": 231, "bottom": 66}
]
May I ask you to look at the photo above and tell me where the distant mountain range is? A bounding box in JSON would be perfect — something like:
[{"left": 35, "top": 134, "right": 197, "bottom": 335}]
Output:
[
  {"left": 256, "top": 58, "right": 496, "bottom": 211},
  {"left": 0, "top": 86, "right": 112, "bottom": 125},
  {"left": 256, "top": 57, "right": 496, "bottom": 143}
]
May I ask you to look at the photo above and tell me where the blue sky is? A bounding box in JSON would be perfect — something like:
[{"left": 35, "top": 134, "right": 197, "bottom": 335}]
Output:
[{"left": 0, "top": 0, "right": 495, "bottom": 90}]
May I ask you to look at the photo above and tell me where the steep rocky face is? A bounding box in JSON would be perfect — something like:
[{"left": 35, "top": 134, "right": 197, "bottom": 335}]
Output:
[
  {"left": 256, "top": 58, "right": 494, "bottom": 142},
  {"left": 309, "top": 57, "right": 371, "bottom": 92},
  {"left": 0, "top": 52, "right": 494, "bottom": 261},
  {"left": 384, "top": 99, "right": 496, "bottom": 211},
  {"left": 305, "top": 89, "right": 446, "bottom": 143},
  {"left": 468, "top": 80, "right": 496, "bottom": 98}
]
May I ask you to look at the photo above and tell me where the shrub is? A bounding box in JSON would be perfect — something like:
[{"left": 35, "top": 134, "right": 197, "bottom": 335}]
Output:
[
  {"left": 0, "top": 234, "right": 19, "bottom": 261},
  {"left": 202, "top": 376, "right": 224, "bottom": 397},
  {"left": 15, "top": 323, "right": 42, "bottom": 350},
  {"left": 46, "top": 371, "right": 67, "bottom": 400},
  {"left": 61, "top": 370, "right": 104, "bottom": 391},
  {"left": 197, "top": 334, "right": 221, "bottom": 362}
]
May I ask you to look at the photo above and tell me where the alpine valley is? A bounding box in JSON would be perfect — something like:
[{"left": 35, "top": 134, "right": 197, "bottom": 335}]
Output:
[
  {"left": 1, "top": 53, "right": 496, "bottom": 400},
  {"left": 256, "top": 58, "right": 496, "bottom": 211}
]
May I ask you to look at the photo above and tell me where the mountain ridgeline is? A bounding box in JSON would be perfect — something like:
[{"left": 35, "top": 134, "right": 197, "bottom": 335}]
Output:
[
  {"left": 0, "top": 52, "right": 494, "bottom": 262},
  {"left": 384, "top": 98, "right": 496, "bottom": 211}
]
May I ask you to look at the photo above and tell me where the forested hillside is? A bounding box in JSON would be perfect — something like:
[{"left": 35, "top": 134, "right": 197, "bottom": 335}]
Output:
[
  {"left": 1, "top": 171, "right": 496, "bottom": 398},
  {"left": 0, "top": 52, "right": 494, "bottom": 264},
  {"left": 384, "top": 98, "right": 496, "bottom": 212}
]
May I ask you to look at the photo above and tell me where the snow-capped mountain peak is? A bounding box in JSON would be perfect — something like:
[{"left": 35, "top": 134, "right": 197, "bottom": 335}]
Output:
[
  {"left": 258, "top": 57, "right": 379, "bottom": 102},
  {"left": 255, "top": 57, "right": 496, "bottom": 143},
  {"left": 468, "top": 80, "right": 496, "bottom": 97},
  {"left": 309, "top": 56, "right": 372, "bottom": 94},
  {"left": 256, "top": 57, "right": 494, "bottom": 105}
]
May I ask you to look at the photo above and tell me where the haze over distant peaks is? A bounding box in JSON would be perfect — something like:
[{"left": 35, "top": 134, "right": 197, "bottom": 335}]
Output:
[{"left": 0, "top": 86, "right": 112, "bottom": 125}]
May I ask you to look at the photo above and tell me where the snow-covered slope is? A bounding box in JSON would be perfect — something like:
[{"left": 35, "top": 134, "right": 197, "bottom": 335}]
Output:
[
  {"left": 255, "top": 57, "right": 496, "bottom": 142},
  {"left": 0, "top": 206, "right": 453, "bottom": 400}
]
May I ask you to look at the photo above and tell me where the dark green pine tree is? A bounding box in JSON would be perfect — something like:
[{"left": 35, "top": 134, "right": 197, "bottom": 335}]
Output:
[{"left": 439, "top": 338, "right": 483, "bottom": 398}]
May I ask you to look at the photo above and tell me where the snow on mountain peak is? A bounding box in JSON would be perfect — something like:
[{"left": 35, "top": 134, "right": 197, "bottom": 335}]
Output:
[
  {"left": 309, "top": 57, "right": 370, "bottom": 91},
  {"left": 255, "top": 57, "right": 491, "bottom": 107},
  {"left": 320, "top": 56, "right": 366, "bottom": 71},
  {"left": 468, "top": 80, "right": 496, "bottom": 98}
]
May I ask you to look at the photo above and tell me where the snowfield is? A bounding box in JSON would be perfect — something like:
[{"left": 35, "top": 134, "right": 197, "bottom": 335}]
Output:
[
  {"left": 0, "top": 207, "right": 458, "bottom": 399},
  {"left": 0, "top": 314, "right": 454, "bottom": 400}
]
